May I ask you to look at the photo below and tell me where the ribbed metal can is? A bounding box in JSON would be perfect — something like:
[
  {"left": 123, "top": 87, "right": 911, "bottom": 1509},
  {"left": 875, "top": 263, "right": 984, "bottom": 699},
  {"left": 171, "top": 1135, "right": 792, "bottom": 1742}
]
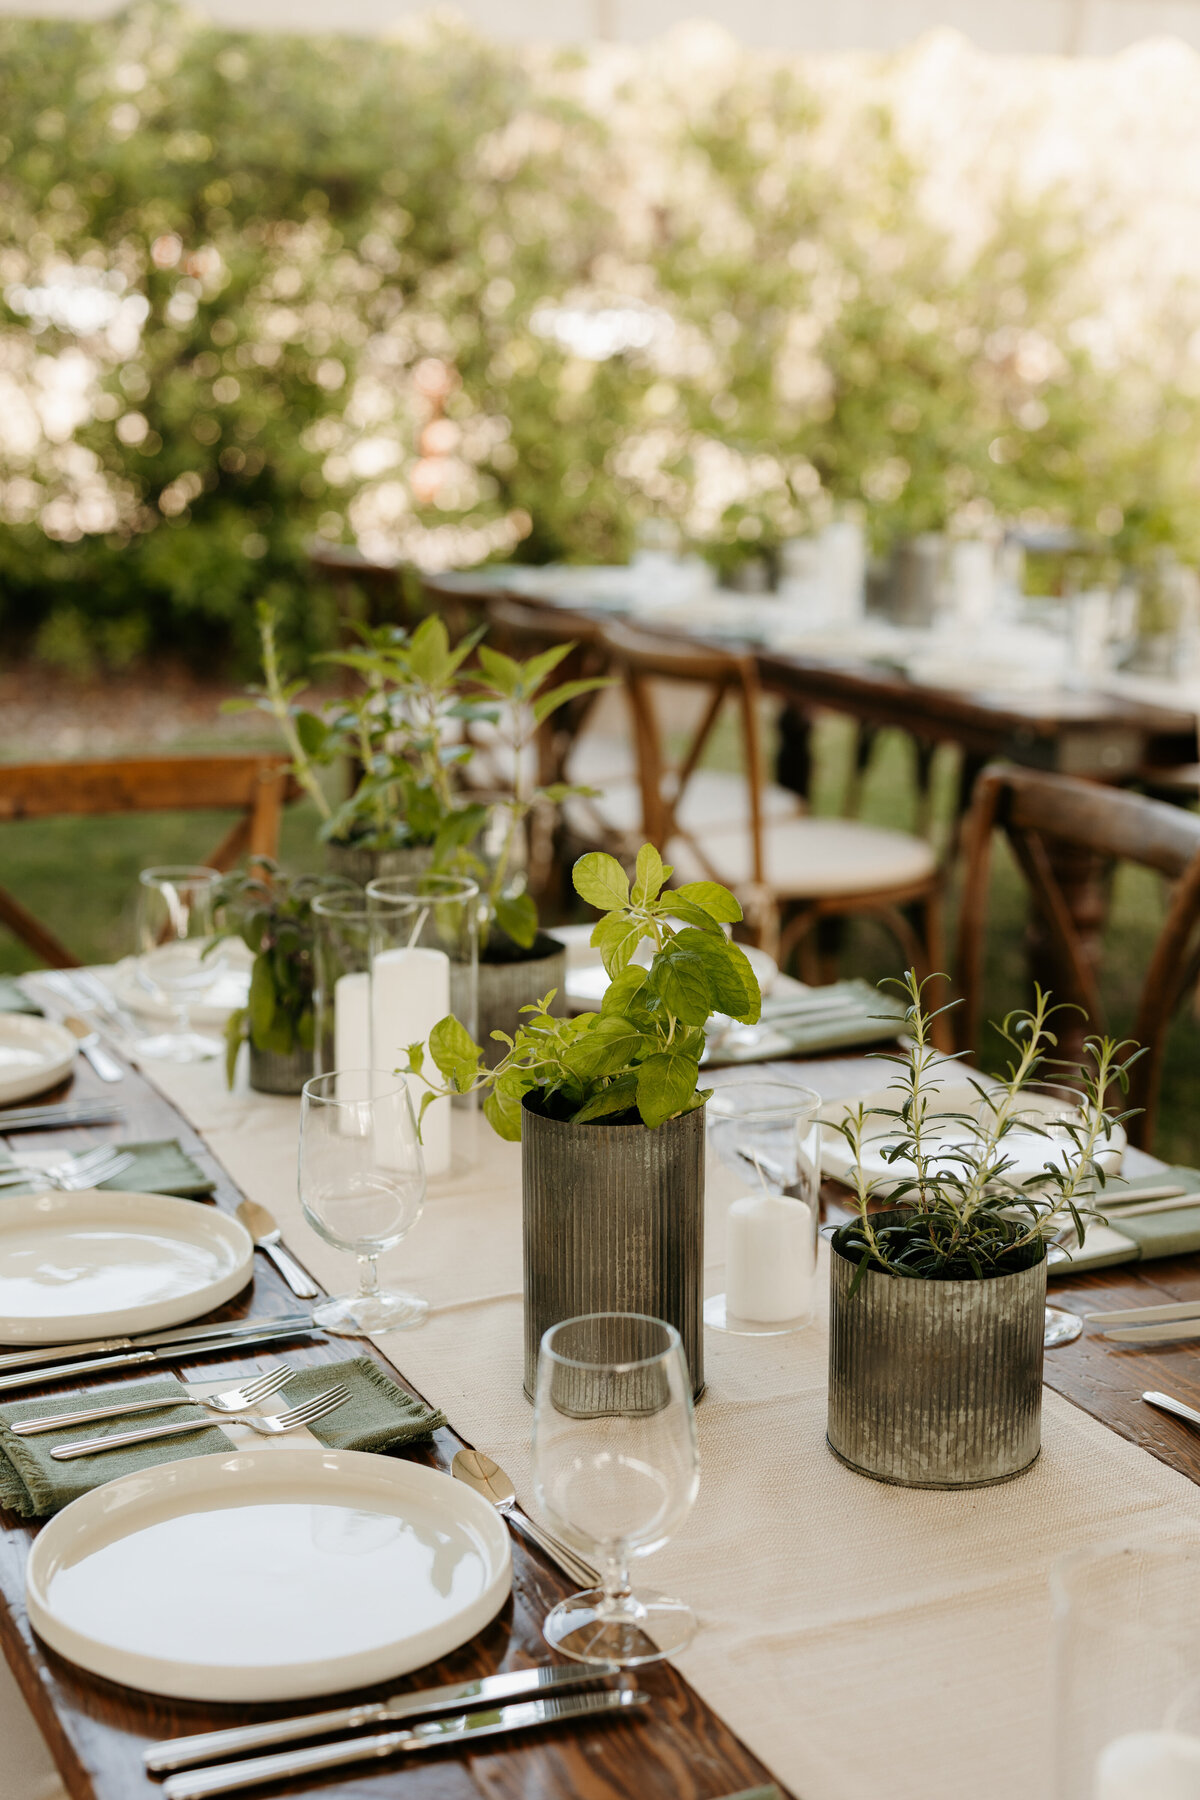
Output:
[
  {"left": 521, "top": 1097, "right": 706, "bottom": 1402},
  {"left": 478, "top": 935, "right": 568, "bottom": 1068},
  {"left": 827, "top": 1210, "right": 1046, "bottom": 1489},
  {"left": 248, "top": 1043, "right": 315, "bottom": 1096}
]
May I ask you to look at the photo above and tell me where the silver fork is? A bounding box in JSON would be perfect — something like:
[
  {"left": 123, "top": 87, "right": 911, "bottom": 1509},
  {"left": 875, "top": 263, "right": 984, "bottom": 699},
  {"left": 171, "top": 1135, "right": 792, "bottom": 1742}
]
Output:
[
  {"left": 0, "top": 1145, "right": 134, "bottom": 1192},
  {"left": 51, "top": 1384, "right": 352, "bottom": 1460},
  {"left": 11, "top": 1366, "right": 296, "bottom": 1437}
]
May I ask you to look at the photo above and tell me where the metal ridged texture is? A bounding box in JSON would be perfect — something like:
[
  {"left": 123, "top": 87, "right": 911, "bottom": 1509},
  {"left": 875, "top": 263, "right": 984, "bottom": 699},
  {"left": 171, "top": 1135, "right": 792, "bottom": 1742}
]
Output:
[
  {"left": 478, "top": 938, "right": 568, "bottom": 1069},
  {"left": 826, "top": 1210, "right": 1046, "bottom": 1489},
  {"left": 522, "top": 1098, "right": 706, "bottom": 1402},
  {"left": 324, "top": 844, "right": 433, "bottom": 888},
  {"left": 247, "top": 1044, "right": 314, "bottom": 1096}
]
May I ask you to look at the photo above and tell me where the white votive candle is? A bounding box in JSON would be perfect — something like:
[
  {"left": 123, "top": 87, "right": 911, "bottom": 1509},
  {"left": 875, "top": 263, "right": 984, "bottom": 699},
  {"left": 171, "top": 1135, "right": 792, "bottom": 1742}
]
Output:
[
  {"left": 371, "top": 946, "right": 451, "bottom": 1177},
  {"left": 726, "top": 1193, "right": 815, "bottom": 1324},
  {"left": 1094, "top": 1730, "right": 1200, "bottom": 1799},
  {"left": 333, "top": 971, "right": 371, "bottom": 1073}
]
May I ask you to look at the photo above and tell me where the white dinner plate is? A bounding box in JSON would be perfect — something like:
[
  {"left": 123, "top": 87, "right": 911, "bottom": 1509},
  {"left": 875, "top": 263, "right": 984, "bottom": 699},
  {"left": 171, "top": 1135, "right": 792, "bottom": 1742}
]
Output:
[
  {"left": 107, "top": 940, "right": 253, "bottom": 1027},
  {"left": 0, "top": 1016, "right": 77, "bottom": 1108},
  {"left": 0, "top": 1189, "right": 253, "bottom": 1344},
  {"left": 27, "top": 1448, "right": 513, "bottom": 1701},
  {"left": 819, "top": 1081, "right": 1126, "bottom": 1195}
]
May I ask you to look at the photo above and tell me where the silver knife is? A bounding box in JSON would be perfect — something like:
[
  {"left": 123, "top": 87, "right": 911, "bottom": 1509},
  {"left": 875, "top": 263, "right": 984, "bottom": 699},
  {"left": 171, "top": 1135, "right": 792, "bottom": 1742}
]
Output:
[
  {"left": 0, "top": 1314, "right": 313, "bottom": 1373},
  {"left": 160, "top": 1691, "right": 649, "bottom": 1800},
  {"left": 0, "top": 1321, "right": 319, "bottom": 1393},
  {"left": 1097, "top": 1321, "right": 1200, "bottom": 1345},
  {"left": 145, "top": 1662, "right": 622, "bottom": 1772}
]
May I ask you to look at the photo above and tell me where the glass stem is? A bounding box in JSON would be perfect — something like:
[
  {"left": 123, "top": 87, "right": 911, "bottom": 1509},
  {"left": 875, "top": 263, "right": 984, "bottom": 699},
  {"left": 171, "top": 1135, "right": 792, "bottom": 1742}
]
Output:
[
  {"left": 358, "top": 1254, "right": 380, "bottom": 1300},
  {"left": 600, "top": 1553, "right": 632, "bottom": 1613}
]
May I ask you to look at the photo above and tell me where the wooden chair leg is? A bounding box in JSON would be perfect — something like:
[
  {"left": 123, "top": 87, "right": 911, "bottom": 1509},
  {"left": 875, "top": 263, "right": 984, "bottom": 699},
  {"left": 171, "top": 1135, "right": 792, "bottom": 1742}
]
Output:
[{"left": 0, "top": 884, "right": 79, "bottom": 968}]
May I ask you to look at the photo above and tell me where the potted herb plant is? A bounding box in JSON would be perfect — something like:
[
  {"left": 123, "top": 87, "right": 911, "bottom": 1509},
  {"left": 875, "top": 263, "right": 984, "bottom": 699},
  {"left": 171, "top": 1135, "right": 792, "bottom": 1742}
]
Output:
[
  {"left": 217, "top": 864, "right": 343, "bottom": 1095},
  {"left": 405, "top": 845, "right": 761, "bottom": 1397},
  {"left": 447, "top": 639, "right": 610, "bottom": 1065},
  {"left": 827, "top": 974, "right": 1139, "bottom": 1489}
]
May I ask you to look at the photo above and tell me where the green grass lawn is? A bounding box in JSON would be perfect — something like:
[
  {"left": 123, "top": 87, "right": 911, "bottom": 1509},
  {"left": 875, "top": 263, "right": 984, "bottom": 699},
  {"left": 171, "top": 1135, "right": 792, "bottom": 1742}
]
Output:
[{"left": 3, "top": 719, "right": 1198, "bottom": 1162}]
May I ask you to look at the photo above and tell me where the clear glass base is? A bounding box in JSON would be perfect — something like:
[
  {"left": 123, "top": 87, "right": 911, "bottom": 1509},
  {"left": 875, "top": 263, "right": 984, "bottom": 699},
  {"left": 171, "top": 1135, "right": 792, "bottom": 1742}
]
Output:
[
  {"left": 704, "top": 1292, "right": 812, "bottom": 1337},
  {"left": 136, "top": 1030, "right": 224, "bottom": 1063},
  {"left": 314, "top": 1290, "right": 429, "bottom": 1335},
  {"left": 542, "top": 1588, "right": 696, "bottom": 1667},
  {"left": 1045, "top": 1305, "right": 1083, "bottom": 1349}
]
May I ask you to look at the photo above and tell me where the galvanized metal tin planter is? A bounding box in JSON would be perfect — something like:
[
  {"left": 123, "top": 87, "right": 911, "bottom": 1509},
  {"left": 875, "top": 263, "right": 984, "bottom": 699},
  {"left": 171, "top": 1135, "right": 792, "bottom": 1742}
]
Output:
[
  {"left": 478, "top": 934, "right": 567, "bottom": 1068},
  {"left": 521, "top": 1096, "right": 706, "bottom": 1402},
  {"left": 325, "top": 842, "right": 433, "bottom": 889},
  {"left": 248, "top": 1043, "right": 314, "bottom": 1096},
  {"left": 827, "top": 1210, "right": 1046, "bottom": 1489}
]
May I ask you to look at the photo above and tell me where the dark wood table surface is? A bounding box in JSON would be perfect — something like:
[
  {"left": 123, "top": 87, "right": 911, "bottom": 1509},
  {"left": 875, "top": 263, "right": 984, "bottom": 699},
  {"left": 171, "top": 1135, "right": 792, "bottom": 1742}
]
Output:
[{"left": 8, "top": 1044, "right": 1200, "bottom": 1800}]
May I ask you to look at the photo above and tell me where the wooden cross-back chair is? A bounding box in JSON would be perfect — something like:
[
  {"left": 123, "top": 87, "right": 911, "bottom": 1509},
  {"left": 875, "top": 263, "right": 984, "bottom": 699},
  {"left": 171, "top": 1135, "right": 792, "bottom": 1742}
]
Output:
[
  {"left": 0, "top": 754, "right": 300, "bottom": 968},
  {"left": 955, "top": 762, "right": 1200, "bottom": 1149},
  {"left": 599, "top": 620, "right": 945, "bottom": 998}
]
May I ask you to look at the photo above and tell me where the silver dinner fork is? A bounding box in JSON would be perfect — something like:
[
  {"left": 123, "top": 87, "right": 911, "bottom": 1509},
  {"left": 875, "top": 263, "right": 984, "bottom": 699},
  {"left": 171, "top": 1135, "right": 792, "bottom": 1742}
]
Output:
[
  {"left": 0, "top": 1145, "right": 134, "bottom": 1192},
  {"left": 50, "top": 1384, "right": 352, "bottom": 1460},
  {"left": 11, "top": 1366, "right": 296, "bottom": 1437}
]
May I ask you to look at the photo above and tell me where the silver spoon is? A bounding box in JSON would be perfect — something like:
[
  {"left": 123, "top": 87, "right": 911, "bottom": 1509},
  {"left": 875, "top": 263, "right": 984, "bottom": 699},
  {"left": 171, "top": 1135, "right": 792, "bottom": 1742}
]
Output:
[{"left": 452, "top": 1448, "right": 599, "bottom": 1590}]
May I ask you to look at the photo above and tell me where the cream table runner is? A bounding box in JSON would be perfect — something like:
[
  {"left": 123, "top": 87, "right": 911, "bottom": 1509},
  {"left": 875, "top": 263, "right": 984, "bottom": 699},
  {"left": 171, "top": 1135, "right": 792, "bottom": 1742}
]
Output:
[{"left": 142, "top": 1053, "right": 1200, "bottom": 1800}]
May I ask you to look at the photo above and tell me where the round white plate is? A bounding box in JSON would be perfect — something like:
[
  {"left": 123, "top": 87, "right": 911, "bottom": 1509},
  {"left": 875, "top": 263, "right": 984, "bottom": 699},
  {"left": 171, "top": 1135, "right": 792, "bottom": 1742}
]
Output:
[
  {"left": 27, "top": 1448, "right": 513, "bottom": 1701},
  {"left": 819, "top": 1081, "right": 1126, "bottom": 1194},
  {"left": 0, "top": 1189, "right": 253, "bottom": 1344},
  {"left": 108, "top": 941, "right": 252, "bottom": 1027},
  {"left": 0, "top": 1016, "right": 77, "bottom": 1107}
]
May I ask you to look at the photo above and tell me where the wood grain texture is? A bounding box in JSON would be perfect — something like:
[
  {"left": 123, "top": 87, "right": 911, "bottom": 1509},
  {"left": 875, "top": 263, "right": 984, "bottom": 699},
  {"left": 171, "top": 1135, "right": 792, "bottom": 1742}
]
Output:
[{"left": 0, "top": 1050, "right": 789, "bottom": 1800}]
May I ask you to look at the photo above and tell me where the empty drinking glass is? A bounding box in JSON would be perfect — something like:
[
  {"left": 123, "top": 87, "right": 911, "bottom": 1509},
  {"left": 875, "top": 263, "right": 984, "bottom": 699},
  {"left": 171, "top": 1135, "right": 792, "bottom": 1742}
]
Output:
[
  {"left": 299, "top": 1069, "right": 427, "bottom": 1334},
  {"left": 532, "top": 1312, "right": 700, "bottom": 1667},
  {"left": 135, "top": 865, "right": 226, "bottom": 1062}
]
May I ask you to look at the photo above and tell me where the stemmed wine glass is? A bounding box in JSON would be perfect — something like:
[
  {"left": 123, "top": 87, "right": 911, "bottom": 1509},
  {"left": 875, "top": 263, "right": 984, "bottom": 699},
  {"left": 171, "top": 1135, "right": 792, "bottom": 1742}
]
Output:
[
  {"left": 299, "top": 1069, "right": 427, "bottom": 1335},
  {"left": 532, "top": 1312, "right": 700, "bottom": 1667},
  {"left": 135, "top": 865, "right": 226, "bottom": 1062}
]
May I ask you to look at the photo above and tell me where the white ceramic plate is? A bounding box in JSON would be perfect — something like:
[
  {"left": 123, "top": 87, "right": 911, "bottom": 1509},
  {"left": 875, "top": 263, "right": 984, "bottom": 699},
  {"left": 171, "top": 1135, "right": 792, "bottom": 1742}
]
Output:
[
  {"left": 108, "top": 940, "right": 253, "bottom": 1027},
  {"left": 0, "top": 1016, "right": 77, "bottom": 1108},
  {"left": 27, "top": 1448, "right": 513, "bottom": 1701},
  {"left": 819, "top": 1081, "right": 1126, "bottom": 1194},
  {"left": 0, "top": 1189, "right": 253, "bottom": 1344}
]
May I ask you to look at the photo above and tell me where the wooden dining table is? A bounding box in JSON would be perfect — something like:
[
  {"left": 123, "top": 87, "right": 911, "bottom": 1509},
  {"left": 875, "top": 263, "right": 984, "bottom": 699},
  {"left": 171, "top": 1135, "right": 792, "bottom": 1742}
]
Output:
[{"left": 7, "top": 1025, "right": 1200, "bottom": 1800}]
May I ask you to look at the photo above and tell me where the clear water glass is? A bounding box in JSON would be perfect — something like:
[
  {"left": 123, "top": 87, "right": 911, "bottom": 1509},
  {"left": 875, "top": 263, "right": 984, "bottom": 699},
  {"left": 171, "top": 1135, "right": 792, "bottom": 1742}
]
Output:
[
  {"left": 311, "top": 892, "right": 373, "bottom": 1077},
  {"left": 705, "top": 1078, "right": 822, "bottom": 1336},
  {"left": 532, "top": 1312, "right": 700, "bottom": 1668},
  {"left": 135, "top": 865, "right": 226, "bottom": 1063},
  {"left": 299, "top": 1069, "right": 427, "bottom": 1334},
  {"left": 1053, "top": 1543, "right": 1200, "bottom": 1798}
]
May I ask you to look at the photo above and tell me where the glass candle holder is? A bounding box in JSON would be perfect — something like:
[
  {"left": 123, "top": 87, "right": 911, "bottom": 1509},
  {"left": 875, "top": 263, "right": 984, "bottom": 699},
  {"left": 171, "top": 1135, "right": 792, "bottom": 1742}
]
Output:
[
  {"left": 1054, "top": 1543, "right": 1200, "bottom": 1800},
  {"left": 705, "top": 1078, "right": 822, "bottom": 1336},
  {"left": 312, "top": 891, "right": 373, "bottom": 1078},
  {"left": 365, "top": 873, "right": 479, "bottom": 1181}
]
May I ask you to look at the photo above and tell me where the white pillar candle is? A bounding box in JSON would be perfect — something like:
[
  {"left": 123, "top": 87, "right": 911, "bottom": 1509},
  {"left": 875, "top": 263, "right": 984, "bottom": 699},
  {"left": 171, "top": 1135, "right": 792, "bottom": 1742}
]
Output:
[
  {"left": 726, "top": 1193, "right": 814, "bottom": 1324},
  {"left": 333, "top": 971, "right": 371, "bottom": 1074},
  {"left": 371, "top": 946, "right": 451, "bottom": 1178},
  {"left": 1094, "top": 1730, "right": 1200, "bottom": 1798}
]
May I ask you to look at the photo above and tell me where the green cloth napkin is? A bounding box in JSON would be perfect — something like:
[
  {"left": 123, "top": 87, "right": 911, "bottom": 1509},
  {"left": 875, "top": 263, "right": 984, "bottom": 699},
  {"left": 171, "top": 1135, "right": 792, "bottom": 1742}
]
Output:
[
  {"left": 0, "top": 1137, "right": 214, "bottom": 1198},
  {"left": 704, "top": 979, "right": 906, "bottom": 1068},
  {"left": 0, "top": 1356, "right": 445, "bottom": 1520},
  {"left": 1050, "top": 1166, "right": 1200, "bottom": 1275},
  {"left": 0, "top": 977, "right": 40, "bottom": 1016}
]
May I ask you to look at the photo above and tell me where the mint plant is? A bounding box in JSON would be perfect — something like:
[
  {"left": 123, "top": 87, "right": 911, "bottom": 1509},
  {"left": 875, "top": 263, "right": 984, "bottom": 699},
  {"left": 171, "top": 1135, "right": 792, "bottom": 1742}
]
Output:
[{"left": 404, "top": 846, "right": 761, "bottom": 1137}]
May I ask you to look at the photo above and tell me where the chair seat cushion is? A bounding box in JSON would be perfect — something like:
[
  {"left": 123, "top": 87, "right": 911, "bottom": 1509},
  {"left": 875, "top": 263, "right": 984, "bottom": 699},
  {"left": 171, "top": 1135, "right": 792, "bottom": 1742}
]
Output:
[{"left": 668, "top": 816, "right": 937, "bottom": 898}]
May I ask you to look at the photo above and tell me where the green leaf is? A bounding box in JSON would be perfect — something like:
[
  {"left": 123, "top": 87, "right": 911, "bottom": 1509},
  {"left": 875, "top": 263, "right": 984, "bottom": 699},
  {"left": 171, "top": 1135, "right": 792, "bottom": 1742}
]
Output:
[
  {"left": 431, "top": 802, "right": 488, "bottom": 867},
  {"left": 224, "top": 1008, "right": 246, "bottom": 1090},
  {"left": 671, "top": 881, "right": 743, "bottom": 924},
  {"left": 600, "top": 963, "right": 648, "bottom": 1016},
  {"left": 531, "top": 675, "right": 612, "bottom": 727},
  {"left": 572, "top": 1072, "right": 639, "bottom": 1122},
  {"left": 494, "top": 889, "right": 538, "bottom": 949},
  {"left": 698, "top": 934, "right": 762, "bottom": 1024},
  {"left": 428, "top": 1014, "right": 482, "bottom": 1091},
  {"left": 646, "top": 936, "right": 714, "bottom": 1028},
  {"left": 563, "top": 1014, "right": 644, "bottom": 1079},
  {"left": 407, "top": 615, "right": 452, "bottom": 688},
  {"left": 247, "top": 954, "right": 276, "bottom": 1045},
  {"left": 404, "top": 1039, "right": 425, "bottom": 1078},
  {"left": 636, "top": 1049, "right": 701, "bottom": 1128},
  {"left": 475, "top": 643, "right": 523, "bottom": 696},
  {"left": 659, "top": 897, "right": 724, "bottom": 936},
  {"left": 516, "top": 640, "right": 575, "bottom": 694},
  {"left": 294, "top": 709, "right": 330, "bottom": 758},
  {"left": 483, "top": 1086, "right": 524, "bottom": 1141},
  {"left": 632, "top": 843, "right": 668, "bottom": 907},
  {"left": 590, "top": 912, "right": 643, "bottom": 977},
  {"left": 573, "top": 851, "right": 630, "bottom": 913}
]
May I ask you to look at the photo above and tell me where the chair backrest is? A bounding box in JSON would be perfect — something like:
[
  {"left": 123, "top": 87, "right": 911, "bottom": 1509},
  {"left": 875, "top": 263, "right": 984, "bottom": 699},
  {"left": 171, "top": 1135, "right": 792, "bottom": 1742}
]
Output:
[
  {"left": 0, "top": 754, "right": 300, "bottom": 968},
  {"left": 955, "top": 761, "right": 1200, "bottom": 1148},
  {"left": 599, "top": 620, "right": 767, "bottom": 887}
]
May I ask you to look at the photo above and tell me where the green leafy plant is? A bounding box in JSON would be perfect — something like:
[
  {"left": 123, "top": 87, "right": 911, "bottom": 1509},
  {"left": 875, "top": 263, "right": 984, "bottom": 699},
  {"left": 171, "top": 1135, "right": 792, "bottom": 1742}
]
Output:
[
  {"left": 404, "top": 845, "right": 760, "bottom": 1138},
  {"left": 215, "top": 861, "right": 336, "bottom": 1084},
  {"left": 836, "top": 973, "right": 1144, "bottom": 1285},
  {"left": 443, "top": 638, "right": 611, "bottom": 953}
]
